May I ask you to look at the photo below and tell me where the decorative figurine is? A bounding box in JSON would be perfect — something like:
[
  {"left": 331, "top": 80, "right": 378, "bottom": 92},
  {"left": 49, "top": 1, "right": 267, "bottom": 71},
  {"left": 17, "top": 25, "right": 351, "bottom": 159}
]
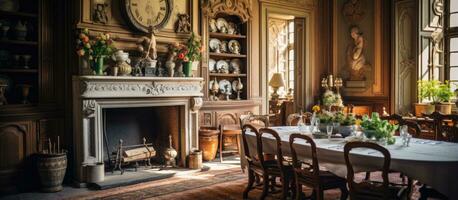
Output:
[
  {"left": 235, "top": 78, "right": 243, "bottom": 100},
  {"left": 165, "top": 51, "right": 176, "bottom": 77},
  {"left": 17, "top": 84, "right": 31, "bottom": 104},
  {"left": 210, "top": 78, "right": 219, "bottom": 101},
  {"left": 93, "top": 3, "right": 109, "bottom": 24},
  {"left": 174, "top": 61, "right": 185, "bottom": 77},
  {"left": 22, "top": 54, "right": 31, "bottom": 69},
  {"left": 111, "top": 50, "right": 132, "bottom": 76},
  {"left": 225, "top": 84, "right": 231, "bottom": 101},
  {"left": 175, "top": 14, "right": 191, "bottom": 33},
  {"left": 14, "top": 21, "right": 27, "bottom": 40}
]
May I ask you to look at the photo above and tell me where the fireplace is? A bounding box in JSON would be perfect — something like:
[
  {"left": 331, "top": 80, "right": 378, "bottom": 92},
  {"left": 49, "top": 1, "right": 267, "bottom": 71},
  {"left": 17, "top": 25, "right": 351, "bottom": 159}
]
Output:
[{"left": 72, "top": 76, "right": 203, "bottom": 184}]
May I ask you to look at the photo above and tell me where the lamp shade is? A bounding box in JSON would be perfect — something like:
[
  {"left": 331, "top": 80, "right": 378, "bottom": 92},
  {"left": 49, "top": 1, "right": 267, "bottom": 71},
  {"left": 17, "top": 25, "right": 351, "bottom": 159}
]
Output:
[{"left": 269, "top": 73, "right": 285, "bottom": 88}]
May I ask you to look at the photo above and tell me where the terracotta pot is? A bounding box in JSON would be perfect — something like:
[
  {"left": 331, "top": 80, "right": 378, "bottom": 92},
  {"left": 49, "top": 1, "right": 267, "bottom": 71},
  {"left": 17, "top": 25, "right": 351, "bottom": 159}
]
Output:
[
  {"left": 36, "top": 152, "right": 67, "bottom": 192},
  {"left": 435, "top": 103, "right": 453, "bottom": 114},
  {"left": 199, "top": 129, "right": 219, "bottom": 161},
  {"left": 414, "top": 103, "right": 435, "bottom": 117}
]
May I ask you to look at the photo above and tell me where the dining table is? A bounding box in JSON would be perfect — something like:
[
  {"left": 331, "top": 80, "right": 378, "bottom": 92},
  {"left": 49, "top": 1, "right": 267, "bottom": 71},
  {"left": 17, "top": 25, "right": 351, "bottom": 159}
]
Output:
[{"left": 241, "top": 126, "right": 458, "bottom": 199}]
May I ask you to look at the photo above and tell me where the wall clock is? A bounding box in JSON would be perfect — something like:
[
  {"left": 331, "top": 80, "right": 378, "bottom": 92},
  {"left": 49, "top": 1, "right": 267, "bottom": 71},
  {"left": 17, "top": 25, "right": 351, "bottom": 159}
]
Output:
[{"left": 122, "top": 0, "right": 173, "bottom": 33}]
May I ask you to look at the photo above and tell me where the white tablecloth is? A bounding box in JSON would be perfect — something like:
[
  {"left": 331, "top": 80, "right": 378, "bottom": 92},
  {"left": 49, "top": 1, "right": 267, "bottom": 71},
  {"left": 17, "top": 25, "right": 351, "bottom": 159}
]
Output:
[{"left": 242, "top": 126, "right": 458, "bottom": 199}]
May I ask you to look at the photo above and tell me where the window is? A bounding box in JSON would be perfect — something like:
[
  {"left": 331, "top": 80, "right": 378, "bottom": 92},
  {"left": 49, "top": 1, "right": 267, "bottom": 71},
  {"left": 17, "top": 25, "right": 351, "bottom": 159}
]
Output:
[
  {"left": 445, "top": 0, "right": 458, "bottom": 93},
  {"left": 287, "top": 20, "right": 295, "bottom": 91}
]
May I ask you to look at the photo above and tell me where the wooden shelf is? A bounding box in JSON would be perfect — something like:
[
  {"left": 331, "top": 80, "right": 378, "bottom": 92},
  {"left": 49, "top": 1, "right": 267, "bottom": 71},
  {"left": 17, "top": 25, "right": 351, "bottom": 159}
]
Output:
[
  {"left": 0, "top": 10, "right": 38, "bottom": 18},
  {"left": 209, "top": 73, "right": 247, "bottom": 77},
  {"left": 0, "top": 68, "right": 38, "bottom": 73},
  {"left": 209, "top": 32, "right": 246, "bottom": 39},
  {"left": 209, "top": 52, "right": 247, "bottom": 58},
  {"left": 0, "top": 39, "right": 38, "bottom": 46}
]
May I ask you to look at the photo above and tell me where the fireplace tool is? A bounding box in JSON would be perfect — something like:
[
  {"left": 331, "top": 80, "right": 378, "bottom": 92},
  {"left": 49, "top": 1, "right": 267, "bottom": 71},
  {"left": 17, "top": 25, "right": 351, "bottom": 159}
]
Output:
[
  {"left": 163, "top": 135, "right": 177, "bottom": 168},
  {"left": 112, "top": 137, "right": 156, "bottom": 175}
]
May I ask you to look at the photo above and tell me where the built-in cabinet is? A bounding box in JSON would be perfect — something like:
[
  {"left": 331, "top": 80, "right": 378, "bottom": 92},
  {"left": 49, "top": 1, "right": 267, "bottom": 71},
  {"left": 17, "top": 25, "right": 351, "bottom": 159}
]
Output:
[
  {"left": 199, "top": 0, "right": 260, "bottom": 129},
  {"left": 0, "top": 0, "right": 65, "bottom": 194}
]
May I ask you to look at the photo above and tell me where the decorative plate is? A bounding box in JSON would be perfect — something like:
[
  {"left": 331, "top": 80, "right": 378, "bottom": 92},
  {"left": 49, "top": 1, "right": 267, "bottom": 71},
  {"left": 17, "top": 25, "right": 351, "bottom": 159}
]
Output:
[
  {"left": 219, "top": 79, "right": 232, "bottom": 94},
  {"left": 228, "top": 40, "right": 241, "bottom": 54},
  {"left": 209, "top": 38, "right": 221, "bottom": 53},
  {"left": 230, "top": 59, "right": 242, "bottom": 74},
  {"left": 209, "top": 18, "right": 218, "bottom": 33},
  {"left": 208, "top": 59, "right": 216, "bottom": 72},
  {"left": 216, "top": 18, "right": 228, "bottom": 33},
  {"left": 227, "top": 22, "right": 238, "bottom": 35},
  {"left": 216, "top": 60, "right": 229, "bottom": 74},
  {"left": 220, "top": 40, "right": 228, "bottom": 53}
]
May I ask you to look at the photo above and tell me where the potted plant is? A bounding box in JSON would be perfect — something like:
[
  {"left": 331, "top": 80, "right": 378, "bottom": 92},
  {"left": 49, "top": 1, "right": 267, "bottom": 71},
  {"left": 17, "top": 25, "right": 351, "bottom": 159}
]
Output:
[
  {"left": 360, "top": 112, "right": 398, "bottom": 145},
  {"left": 435, "top": 81, "right": 454, "bottom": 114},
  {"left": 333, "top": 112, "right": 357, "bottom": 137},
  {"left": 76, "top": 28, "right": 115, "bottom": 75},
  {"left": 173, "top": 32, "right": 203, "bottom": 77},
  {"left": 415, "top": 80, "right": 437, "bottom": 116}
]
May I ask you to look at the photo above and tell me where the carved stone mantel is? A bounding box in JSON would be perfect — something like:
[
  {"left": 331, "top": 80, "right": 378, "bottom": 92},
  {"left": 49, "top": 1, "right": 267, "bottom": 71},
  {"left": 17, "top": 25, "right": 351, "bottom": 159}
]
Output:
[{"left": 72, "top": 76, "right": 203, "bottom": 185}]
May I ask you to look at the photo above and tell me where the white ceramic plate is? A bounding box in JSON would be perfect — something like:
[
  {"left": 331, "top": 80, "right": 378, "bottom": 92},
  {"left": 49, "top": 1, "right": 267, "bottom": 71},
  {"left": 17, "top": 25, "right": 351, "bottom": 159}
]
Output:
[
  {"left": 209, "top": 38, "right": 221, "bottom": 52},
  {"left": 228, "top": 40, "right": 241, "bottom": 54},
  {"left": 216, "top": 18, "right": 228, "bottom": 33},
  {"left": 209, "top": 19, "right": 218, "bottom": 33},
  {"left": 209, "top": 59, "right": 216, "bottom": 72},
  {"left": 219, "top": 79, "right": 231, "bottom": 94},
  {"left": 216, "top": 60, "right": 229, "bottom": 73}
]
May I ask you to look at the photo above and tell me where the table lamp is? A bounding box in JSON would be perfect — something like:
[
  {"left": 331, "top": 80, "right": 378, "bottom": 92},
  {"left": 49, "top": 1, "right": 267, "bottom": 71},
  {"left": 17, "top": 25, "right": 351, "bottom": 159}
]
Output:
[{"left": 269, "top": 73, "right": 285, "bottom": 100}]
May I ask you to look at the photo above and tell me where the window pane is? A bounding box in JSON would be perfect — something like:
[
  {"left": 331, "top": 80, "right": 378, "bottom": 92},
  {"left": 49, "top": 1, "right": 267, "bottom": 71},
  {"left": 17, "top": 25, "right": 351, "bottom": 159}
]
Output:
[
  {"left": 451, "top": 0, "right": 458, "bottom": 12},
  {"left": 451, "top": 38, "right": 458, "bottom": 52},
  {"left": 289, "top": 21, "right": 294, "bottom": 32},
  {"left": 451, "top": 67, "right": 458, "bottom": 80},
  {"left": 451, "top": 53, "right": 458, "bottom": 66},
  {"left": 451, "top": 13, "right": 458, "bottom": 28}
]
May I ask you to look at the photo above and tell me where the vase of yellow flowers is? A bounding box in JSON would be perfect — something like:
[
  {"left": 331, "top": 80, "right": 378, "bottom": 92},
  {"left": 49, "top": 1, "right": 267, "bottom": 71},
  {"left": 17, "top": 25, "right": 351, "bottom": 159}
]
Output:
[{"left": 76, "top": 28, "right": 115, "bottom": 75}]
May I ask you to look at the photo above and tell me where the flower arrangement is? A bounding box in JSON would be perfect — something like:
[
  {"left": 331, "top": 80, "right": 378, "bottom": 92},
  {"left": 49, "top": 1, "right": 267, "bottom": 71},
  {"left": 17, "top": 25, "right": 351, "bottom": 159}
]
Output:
[
  {"left": 76, "top": 28, "right": 115, "bottom": 60},
  {"left": 322, "top": 90, "right": 337, "bottom": 109},
  {"left": 312, "top": 105, "right": 321, "bottom": 113},
  {"left": 360, "top": 112, "right": 397, "bottom": 145},
  {"left": 171, "top": 32, "right": 203, "bottom": 63}
]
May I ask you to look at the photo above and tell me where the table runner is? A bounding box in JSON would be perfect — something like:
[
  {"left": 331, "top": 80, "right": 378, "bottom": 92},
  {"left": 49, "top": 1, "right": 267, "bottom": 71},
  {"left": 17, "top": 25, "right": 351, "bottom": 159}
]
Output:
[{"left": 242, "top": 126, "right": 458, "bottom": 199}]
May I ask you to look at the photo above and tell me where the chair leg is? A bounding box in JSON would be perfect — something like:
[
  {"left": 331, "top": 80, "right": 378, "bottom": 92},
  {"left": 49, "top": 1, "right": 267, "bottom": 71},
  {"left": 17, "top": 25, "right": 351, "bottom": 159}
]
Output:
[
  {"left": 219, "top": 132, "right": 223, "bottom": 162},
  {"left": 243, "top": 169, "right": 255, "bottom": 199},
  {"left": 260, "top": 173, "right": 270, "bottom": 200},
  {"left": 295, "top": 183, "right": 302, "bottom": 200},
  {"left": 339, "top": 184, "right": 349, "bottom": 200},
  {"left": 365, "top": 172, "right": 371, "bottom": 180},
  {"left": 314, "top": 187, "right": 324, "bottom": 200},
  {"left": 281, "top": 176, "right": 289, "bottom": 200}
]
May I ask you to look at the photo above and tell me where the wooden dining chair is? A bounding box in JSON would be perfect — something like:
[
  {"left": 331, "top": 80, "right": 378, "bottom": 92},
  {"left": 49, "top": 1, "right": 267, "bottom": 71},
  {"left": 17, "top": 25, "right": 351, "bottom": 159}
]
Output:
[
  {"left": 344, "top": 141, "right": 409, "bottom": 200},
  {"left": 289, "top": 133, "right": 348, "bottom": 200},
  {"left": 430, "top": 112, "right": 458, "bottom": 142},
  {"left": 241, "top": 123, "right": 264, "bottom": 199},
  {"left": 256, "top": 128, "right": 295, "bottom": 200},
  {"left": 381, "top": 114, "right": 422, "bottom": 137}
]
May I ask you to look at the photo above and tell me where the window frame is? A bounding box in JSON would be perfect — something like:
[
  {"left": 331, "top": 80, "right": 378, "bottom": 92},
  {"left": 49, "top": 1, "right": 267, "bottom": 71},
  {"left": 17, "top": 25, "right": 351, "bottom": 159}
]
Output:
[{"left": 445, "top": 0, "right": 458, "bottom": 98}]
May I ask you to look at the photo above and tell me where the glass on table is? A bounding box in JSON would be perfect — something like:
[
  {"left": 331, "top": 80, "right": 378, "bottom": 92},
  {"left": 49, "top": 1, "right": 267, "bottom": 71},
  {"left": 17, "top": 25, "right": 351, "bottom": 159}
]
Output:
[{"left": 326, "top": 124, "right": 333, "bottom": 140}]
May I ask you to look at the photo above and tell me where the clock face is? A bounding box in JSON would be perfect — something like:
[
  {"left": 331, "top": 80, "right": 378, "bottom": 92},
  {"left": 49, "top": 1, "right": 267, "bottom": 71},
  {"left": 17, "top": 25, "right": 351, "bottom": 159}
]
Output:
[{"left": 123, "top": 0, "right": 173, "bottom": 33}]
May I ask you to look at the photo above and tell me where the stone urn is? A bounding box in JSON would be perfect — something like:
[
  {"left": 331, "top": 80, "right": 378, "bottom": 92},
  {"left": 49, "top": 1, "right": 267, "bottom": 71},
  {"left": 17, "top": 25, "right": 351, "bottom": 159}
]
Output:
[
  {"left": 36, "top": 152, "right": 67, "bottom": 192},
  {"left": 111, "top": 50, "right": 132, "bottom": 76},
  {"left": 163, "top": 135, "right": 177, "bottom": 167}
]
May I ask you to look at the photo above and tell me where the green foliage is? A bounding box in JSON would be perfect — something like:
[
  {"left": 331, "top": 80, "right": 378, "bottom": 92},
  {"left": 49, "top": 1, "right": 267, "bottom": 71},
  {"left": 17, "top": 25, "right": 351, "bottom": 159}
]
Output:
[
  {"left": 322, "top": 90, "right": 337, "bottom": 108},
  {"left": 361, "top": 112, "right": 398, "bottom": 145},
  {"left": 417, "top": 80, "right": 454, "bottom": 103},
  {"left": 317, "top": 111, "right": 356, "bottom": 125}
]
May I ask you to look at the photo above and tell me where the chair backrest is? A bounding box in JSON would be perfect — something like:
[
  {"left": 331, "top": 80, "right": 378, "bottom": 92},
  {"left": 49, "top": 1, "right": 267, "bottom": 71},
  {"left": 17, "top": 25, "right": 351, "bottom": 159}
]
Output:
[
  {"left": 289, "top": 134, "right": 320, "bottom": 179},
  {"left": 258, "top": 128, "right": 287, "bottom": 172},
  {"left": 241, "top": 124, "right": 260, "bottom": 163},
  {"left": 344, "top": 142, "right": 391, "bottom": 199},
  {"left": 381, "top": 114, "right": 422, "bottom": 137},
  {"left": 430, "top": 112, "right": 458, "bottom": 142},
  {"left": 240, "top": 114, "right": 270, "bottom": 129}
]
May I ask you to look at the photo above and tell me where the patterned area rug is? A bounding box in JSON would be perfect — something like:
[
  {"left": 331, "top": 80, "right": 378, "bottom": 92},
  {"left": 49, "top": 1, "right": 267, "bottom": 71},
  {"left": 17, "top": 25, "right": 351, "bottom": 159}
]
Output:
[{"left": 70, "top": 167, "right": 423, "bottom": 200}]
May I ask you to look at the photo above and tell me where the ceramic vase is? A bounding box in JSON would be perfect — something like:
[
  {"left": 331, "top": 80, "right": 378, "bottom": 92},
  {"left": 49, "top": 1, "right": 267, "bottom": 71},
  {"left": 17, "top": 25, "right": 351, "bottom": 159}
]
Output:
[
  {"left": 183, "top": 62, "right": 192, "bottom": 77},
  {"left": 93, "top": 56, "right": 105, "bottom": 76}
]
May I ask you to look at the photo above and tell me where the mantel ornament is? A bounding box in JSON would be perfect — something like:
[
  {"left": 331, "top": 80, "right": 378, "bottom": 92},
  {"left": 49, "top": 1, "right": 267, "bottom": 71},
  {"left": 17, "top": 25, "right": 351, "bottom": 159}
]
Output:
[{"left": 202, "top": 0, "right": 253, "bottom": 23}]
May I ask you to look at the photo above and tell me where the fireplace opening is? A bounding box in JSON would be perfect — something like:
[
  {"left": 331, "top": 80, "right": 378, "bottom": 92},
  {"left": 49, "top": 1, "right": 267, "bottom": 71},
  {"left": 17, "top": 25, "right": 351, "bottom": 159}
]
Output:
[{"left": 102, "top": 106, "right": 182, "bottom": 169}]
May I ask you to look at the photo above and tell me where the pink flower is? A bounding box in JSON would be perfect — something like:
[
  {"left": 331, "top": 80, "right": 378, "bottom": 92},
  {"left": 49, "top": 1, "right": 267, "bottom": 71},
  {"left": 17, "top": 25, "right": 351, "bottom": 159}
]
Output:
[
  {"left": 178, "top": 53, "right": 185, "bottom": 60},
  {"left": 77, "top": 49, "right": 85, "bottom": 56}
]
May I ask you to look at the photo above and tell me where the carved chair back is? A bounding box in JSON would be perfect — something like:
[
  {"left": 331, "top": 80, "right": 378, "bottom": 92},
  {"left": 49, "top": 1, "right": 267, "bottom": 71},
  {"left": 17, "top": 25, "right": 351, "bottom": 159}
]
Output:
[
  {"left": 289, "top": 134, "right": 320, "bottom": 181},
  {"left": 344, "top": 141, "right": 391, "bottom": 199},
  {"left": 240, "top": 114, "right": 270, "bottom": 129},
  {"left": 286, "top": 112, "right": 313, "bottom": 126},
  {"left": 241, "top": 124, "right": 261, "bottom": 164},
  {"left": 381, "top": 114, "right": 422, "bottom": 137},
  {"left": 258, "top": 128, "right": 287, "bottom": 172},
  {"left": 430, "top": 112, "right": 458, "bottom": 142}
]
